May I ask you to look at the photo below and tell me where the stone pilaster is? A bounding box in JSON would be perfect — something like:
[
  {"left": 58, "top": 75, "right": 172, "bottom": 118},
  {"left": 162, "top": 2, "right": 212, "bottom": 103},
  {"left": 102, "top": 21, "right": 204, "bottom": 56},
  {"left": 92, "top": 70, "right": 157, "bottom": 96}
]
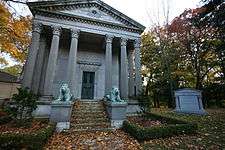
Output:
[
  {"left": 134, "top": 39, "right": 142, "bottom": 95},
  {"left": 105, "top": 34, "right": 114, "bottom": 95},
  {"left": 67, "top": 28, "right": 80, "bottom": 98},
  {"left": 43, "top": 26, "right": 61, "bottom": 96},
  {"left": 120, "top": 38, "right": 129, "bottom": 99},
  {"left": 22, "top": 22, "right": 42, "bottom": 89},
  {"left": 128, "top": 50, "right": 135, "bottom": 97}
]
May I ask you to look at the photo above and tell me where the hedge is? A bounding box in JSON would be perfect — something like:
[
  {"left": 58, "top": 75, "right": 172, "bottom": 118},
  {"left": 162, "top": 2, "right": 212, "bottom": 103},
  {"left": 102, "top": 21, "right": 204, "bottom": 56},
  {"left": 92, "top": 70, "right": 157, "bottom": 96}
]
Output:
[
  {"left": 0, "top": 116, "right": 11, "bottom": 125},
  {"left": 0, "top": 123, "right": 55, "bottom": 150},
  {"left": 123, "top": 113, "right": 198, "bottom": 141}
]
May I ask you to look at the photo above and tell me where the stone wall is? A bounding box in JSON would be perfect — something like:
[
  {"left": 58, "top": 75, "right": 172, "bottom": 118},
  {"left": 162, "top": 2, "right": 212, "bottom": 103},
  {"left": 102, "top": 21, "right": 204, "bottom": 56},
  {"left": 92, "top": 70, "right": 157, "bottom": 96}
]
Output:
[{"left": 0, "top": 82, "right": 21, "bottom": 99}]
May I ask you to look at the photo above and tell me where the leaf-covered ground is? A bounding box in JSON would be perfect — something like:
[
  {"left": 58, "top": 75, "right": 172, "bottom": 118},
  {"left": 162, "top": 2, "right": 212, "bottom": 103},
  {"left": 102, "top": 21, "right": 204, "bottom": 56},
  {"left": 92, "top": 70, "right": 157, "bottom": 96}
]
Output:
[
  {"left": 0, "top": 120, "right": 49, "bottom": 134},
  {"left": 44, "top": 109, "right": 225, "bottom": 150},
  {"left": 45, "top": 130, "right": 141, "bottom": 150},
  {"left": 142, "top": 109, "right": 225, "bottom": 150}
]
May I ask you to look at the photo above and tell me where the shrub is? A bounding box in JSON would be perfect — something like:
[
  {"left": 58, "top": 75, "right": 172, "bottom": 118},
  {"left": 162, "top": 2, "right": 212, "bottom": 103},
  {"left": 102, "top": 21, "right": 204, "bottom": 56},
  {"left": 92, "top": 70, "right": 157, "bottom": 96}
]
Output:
[
  {"left": 0, "top": 123, "right": 55, "bottom": 150},
  {"left": 203, "top": 83, "right": 225, "bottom": 108},
  {"left": 0, "top": 116, "right": 11, "bottom": 125},
  {"left": 4, "top": 87, "right": 38, "bottom": 126},
  {"left": 136, "top": 93, "right": 152, "bottom": 113},
  {"left": 123, "top": 113, "right": 198, "bottom": 141}
]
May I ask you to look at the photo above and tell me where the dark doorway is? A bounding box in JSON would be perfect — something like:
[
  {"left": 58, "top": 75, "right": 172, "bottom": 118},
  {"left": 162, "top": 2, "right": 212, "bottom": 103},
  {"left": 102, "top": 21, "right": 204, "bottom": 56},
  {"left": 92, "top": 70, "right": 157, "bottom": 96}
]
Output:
[{"left": 81, "top": 72, "right": 95, "bottom": 99}]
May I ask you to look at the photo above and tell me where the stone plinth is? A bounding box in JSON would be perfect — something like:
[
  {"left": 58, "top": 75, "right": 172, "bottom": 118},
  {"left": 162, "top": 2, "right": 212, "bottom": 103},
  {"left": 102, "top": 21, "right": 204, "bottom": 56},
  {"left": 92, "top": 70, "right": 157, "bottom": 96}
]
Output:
[
  {"left": 50, "top": 102, "right": 73, "bottom": 123},
  {"left": 105, "top": 101, "right": 128, "bottom": 128},
  {"left": 174, "top": 88, "right": 207, "bottom": 115}
]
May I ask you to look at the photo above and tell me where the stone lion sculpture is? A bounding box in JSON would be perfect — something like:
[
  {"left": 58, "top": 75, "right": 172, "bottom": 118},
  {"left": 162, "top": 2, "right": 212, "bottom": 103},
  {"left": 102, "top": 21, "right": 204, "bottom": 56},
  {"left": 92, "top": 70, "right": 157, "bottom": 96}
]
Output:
[
  {"left": 56, "top": 83, "right": 72, "bottom": 102},
  {"left": 106, "top": 87, "right": 124, "bottom": 103}
]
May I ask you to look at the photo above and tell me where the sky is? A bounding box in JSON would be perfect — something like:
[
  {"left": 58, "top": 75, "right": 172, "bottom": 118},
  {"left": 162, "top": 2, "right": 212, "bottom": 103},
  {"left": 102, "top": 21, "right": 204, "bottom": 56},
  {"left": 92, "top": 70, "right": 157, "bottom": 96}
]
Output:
[{"left": 11, "top": 0, "right": 201, "bottom": 28}]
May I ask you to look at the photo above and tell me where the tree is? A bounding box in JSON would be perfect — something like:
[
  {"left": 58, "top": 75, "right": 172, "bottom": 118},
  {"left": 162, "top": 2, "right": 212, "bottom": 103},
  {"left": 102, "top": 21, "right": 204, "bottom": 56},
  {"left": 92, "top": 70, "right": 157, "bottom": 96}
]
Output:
[
  {"left": 0, "top": 1, "right": 31, "bottom": 65},
  {"left": 141, "top": 27, "right": 181, "bottom": 108},
  {"left": 198, "top": 0, "right": 225, "bottom": 83},
  {"left": 1, "top": 64, "right": 22, "bottom": 76},
  {"left": 169, "top": 8, "right": 218, "bottom": 89}
]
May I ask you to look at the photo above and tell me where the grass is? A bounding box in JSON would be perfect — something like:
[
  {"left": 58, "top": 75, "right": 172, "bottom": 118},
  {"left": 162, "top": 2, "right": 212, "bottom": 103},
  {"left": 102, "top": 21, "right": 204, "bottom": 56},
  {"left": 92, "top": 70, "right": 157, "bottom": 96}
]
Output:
[{"left": 142, "top": 109, "right": 225, "bottom": 150}]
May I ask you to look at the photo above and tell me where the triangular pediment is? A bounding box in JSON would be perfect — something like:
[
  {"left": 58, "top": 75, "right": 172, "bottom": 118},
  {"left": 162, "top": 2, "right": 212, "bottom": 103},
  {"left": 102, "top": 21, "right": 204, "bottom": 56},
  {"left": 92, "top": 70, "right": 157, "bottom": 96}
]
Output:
[
  {"left": 27, "top": 0, "right": 145, "bottom": 32},
  {"left": 59, "top": 7, "right": 124, "bottom": 26}
]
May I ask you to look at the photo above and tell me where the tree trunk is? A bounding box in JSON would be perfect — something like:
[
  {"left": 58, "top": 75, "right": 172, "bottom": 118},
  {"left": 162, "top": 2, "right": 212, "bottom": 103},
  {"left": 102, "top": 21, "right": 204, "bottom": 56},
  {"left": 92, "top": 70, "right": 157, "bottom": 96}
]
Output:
[
  {"left": 221, "top": 61, "right": 225, "bottom": 84},
  {"left": 145, "top": 78, "right": 151, "bottom": 96}
]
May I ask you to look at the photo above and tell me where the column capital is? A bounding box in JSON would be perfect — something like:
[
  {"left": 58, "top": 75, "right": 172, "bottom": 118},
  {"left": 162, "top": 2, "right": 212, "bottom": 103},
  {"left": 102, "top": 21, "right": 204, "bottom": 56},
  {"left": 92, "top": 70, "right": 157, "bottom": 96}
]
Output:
[
  {"left": 134, "top": 39, "right": 141, "bottom": 48},
  {"left": 70, "top": 28, "right": 80, "bottom": 39},
  {"left": 32, "top": 22, "right": 42, "bottom": 33},
  {"left": 120, "top": 38, "right": 128, "bottom": 46},
  {"left": 51, "top": 26, "right": 61, "bottom": 36},
  {"left": 105, "top": 34, "right": 114, "bottom": 44}
]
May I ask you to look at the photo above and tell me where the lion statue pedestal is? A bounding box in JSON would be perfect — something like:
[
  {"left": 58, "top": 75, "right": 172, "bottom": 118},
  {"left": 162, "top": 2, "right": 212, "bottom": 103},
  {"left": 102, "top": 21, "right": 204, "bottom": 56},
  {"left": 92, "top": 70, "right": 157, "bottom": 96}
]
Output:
[
  {"left": 50, "top": 83, "right": 74, "bottom": 132},
  {"left": 104, "top": 87, "right": 128, "bottom": 128}
]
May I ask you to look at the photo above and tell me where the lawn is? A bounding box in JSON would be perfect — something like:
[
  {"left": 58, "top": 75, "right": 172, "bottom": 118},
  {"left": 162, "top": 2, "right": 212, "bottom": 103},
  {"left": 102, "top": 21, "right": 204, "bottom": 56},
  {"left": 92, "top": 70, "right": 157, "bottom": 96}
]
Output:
[{"left": 142, "top": 109, "right": 225, "bottom": 150}]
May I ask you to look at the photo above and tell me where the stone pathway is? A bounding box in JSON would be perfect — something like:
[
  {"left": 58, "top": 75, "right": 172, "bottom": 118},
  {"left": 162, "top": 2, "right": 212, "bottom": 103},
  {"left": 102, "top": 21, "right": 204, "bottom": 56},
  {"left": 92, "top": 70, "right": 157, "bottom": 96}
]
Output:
[{"left": 45, "top": 130, "right": 141, "bottom": 150}]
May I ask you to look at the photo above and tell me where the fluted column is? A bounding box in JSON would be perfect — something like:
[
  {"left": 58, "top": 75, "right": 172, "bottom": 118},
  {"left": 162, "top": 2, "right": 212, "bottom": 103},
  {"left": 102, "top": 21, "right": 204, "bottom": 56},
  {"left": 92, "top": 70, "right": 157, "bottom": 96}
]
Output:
[
  {"left": 120, "top": 38, "right": 129, "bottom": 99},
  {"left": 134, "top": 39, "right": 142, "bottom": 95},
  {"left": 105, "top": 35, "right": 113, "bottom": 95},
  {"left": 67, "top": 29, "right": 80, "bottom": 98},
  {"left": 128, "top": 50, "right": 135, "bottom": 97},
  {"left": 22, "top": 22, "right": 42, "bottom": 89},
  {"left": 43, "top": 26, "right": 61, "bottom": 96}
]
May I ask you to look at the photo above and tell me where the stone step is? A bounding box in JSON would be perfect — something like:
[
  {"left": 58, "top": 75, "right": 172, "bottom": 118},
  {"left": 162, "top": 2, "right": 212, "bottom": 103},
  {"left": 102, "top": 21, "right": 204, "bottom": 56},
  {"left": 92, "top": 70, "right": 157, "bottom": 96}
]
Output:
[
  {"left": 70, "top": 127, "right": 114, "bottom": 132},
  {"left": 74, "top": 105, "right": 103, "bottom": 108},
  {"left": 71, "top": 122, "right": 110, "bottom": 130},
  {"left": 70, "top": 100, "right": 111, "bottom": 131},
  {"left": 72, "top": 115, "right": 108, "bottom": 120},
  {"left": 73, "top": 105, "right": 103, "bottom": 109},
  {"left": 75, "top": 101, "right": 103, "bottom": 105},
  {"left": 71, "top": 118, "right": 109, "bottom": 124},
  {"left": 72, "top": 110, "right": 106, "bottom": 114},
  {"left": 73, "top": 106, "right": 105, "bottom": 110},
  {"left": 74, "top": 106, "right": 104, "bottom": 109}
]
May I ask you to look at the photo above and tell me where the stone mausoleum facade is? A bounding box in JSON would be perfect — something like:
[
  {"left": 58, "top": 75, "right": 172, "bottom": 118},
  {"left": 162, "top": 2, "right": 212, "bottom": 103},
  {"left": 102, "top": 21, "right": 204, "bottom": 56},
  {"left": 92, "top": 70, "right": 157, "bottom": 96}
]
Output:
[{"left": 22, "top": 0, "right": 145, "bottom": 102}]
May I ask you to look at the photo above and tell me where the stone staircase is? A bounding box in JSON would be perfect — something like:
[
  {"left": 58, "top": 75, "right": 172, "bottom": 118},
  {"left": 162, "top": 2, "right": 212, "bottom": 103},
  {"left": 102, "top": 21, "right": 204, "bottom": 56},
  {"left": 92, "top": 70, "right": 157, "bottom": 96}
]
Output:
[{"left": 70, "top": 100, "right": 112, "bottom": 132}]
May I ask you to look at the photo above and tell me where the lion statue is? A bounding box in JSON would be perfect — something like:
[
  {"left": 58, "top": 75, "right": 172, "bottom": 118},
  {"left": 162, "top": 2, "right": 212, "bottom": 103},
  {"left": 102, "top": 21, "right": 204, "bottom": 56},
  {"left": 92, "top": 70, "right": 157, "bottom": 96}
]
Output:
[
  {"left": 56, "top": 83, "right": 72, "bottom": 102},
  {"left": 106, "top": 87, "right": 124, "bottom": 103}
]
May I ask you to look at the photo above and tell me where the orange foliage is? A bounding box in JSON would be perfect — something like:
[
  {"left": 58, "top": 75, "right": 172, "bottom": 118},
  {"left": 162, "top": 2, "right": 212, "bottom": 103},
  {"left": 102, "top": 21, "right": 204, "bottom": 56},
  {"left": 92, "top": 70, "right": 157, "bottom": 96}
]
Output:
[{"left": 0, "top": 2, "right": 32, "bottom": 64}]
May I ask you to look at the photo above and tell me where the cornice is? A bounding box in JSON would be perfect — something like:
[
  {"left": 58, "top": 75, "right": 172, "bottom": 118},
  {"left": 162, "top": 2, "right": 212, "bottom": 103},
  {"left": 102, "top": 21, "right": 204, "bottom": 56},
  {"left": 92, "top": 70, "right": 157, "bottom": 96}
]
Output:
[{"left": 33, "top": 9, "right": 143, "bottom": 34}]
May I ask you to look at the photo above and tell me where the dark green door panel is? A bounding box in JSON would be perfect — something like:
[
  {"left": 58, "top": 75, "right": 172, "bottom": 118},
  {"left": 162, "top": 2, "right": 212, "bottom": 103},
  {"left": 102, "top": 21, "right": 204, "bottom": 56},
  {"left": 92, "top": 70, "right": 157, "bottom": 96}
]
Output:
[{"left": 81, "top": 72, "right": 95, "bottom": 99}]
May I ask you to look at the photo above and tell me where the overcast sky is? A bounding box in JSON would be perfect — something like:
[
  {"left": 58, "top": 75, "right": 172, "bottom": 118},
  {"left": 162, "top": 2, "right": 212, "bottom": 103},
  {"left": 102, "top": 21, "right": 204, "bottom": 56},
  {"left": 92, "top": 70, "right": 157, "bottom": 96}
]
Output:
[{"left": 12, "top": 0, "right": 201, "bottom": 28}]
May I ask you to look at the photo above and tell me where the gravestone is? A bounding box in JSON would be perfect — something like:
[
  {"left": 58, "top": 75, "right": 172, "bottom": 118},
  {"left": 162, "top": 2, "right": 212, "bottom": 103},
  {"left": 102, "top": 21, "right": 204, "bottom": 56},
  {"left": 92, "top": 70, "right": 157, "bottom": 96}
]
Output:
[{"left": 174, "top": 88, "right": 207, "bottom": 115}]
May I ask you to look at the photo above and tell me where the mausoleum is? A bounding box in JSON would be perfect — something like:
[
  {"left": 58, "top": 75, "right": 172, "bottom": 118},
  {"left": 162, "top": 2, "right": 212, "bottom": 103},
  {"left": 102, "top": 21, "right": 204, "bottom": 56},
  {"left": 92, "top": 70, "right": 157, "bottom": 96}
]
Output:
[{"left": 22, "top": 0, "right": 145, "bottom": 102}]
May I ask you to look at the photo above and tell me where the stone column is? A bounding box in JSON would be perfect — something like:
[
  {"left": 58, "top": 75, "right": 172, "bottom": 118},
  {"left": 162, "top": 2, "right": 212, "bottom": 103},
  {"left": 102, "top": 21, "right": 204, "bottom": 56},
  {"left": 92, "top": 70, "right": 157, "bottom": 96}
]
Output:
[
  {"left": 32, "top": 36, "right": 47, "bottom": 94},
  {"left": 120, "top": 38, "right": 129, "bottom": 99},
  {"left": 67, "top": 29, "right": 80, "bottom": 98},
  {"left": 22, "top": 22, "right": 42, "bottom": 89},
  {"left": 43, "top": 26, "right": 61, "bottom": 97},
  {"left": 134, "top": 39, "right": 142, "bottom": 96},
  {"left": 105, "top": 35, "right": 114, "bottom": 95},
  {"left": 128, "top": 50, "right": 135, "bottom": 97}
]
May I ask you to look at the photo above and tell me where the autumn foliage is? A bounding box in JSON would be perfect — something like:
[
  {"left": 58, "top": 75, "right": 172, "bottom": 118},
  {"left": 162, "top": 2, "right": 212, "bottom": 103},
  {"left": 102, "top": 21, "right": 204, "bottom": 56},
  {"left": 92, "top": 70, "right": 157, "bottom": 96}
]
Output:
[{"left": 0, "top": 1, "right": 31, "bottom": 64}]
